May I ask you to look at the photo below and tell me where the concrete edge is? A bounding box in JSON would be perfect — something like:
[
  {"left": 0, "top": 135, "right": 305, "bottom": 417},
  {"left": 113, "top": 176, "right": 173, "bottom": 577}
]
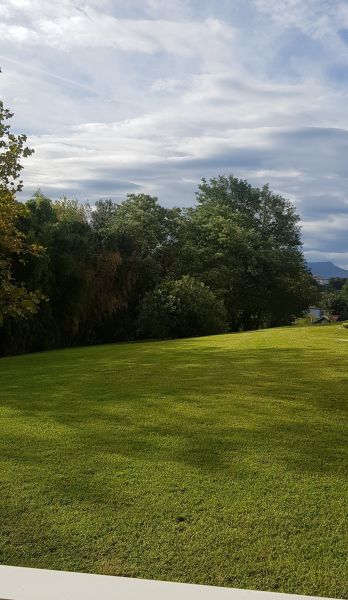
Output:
[{"left": 0, "top": 565, "right": 339, "bottom": 600}]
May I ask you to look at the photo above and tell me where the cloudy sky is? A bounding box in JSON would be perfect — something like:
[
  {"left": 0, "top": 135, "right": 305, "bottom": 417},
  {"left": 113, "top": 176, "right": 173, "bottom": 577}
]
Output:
[{"left": 1, "top": 0, "right": 348, "bottom": 266}]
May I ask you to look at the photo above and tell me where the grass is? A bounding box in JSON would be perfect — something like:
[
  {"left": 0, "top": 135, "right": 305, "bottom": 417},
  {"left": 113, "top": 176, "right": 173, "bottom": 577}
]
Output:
[{"left": 0, "top": 324, "right": 347, "bottom": 598}]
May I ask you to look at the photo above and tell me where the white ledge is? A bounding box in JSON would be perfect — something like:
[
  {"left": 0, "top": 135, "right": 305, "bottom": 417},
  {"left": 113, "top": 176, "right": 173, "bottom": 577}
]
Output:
[{"left": 0, "top": 565, "right": 338, "bottom": 600}]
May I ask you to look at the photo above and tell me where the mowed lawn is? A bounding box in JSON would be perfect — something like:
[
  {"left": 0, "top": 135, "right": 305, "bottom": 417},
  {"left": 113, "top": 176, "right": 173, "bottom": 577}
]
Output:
[{"left": 0, "top": 325, "right": 347, "bottom": 597}]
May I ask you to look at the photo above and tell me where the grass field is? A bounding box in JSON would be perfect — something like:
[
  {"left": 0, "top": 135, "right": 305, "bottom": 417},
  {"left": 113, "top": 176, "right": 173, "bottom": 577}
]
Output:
[{"left": 0, "top": 325, "right": 347, "bottom": 597}]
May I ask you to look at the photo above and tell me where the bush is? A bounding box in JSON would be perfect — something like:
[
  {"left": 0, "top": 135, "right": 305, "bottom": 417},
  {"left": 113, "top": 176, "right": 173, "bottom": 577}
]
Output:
[
  {"left": 294, "top": 315, "right": 313, "bottom": 326},
  {"left": 137, "top": 276, "right": 227, "bottom": 339}
]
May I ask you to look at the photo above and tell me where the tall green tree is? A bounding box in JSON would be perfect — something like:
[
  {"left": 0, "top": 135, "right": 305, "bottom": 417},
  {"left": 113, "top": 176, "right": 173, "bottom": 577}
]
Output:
[
  {"left": 93, "top": 195, "right": 182, "bottom": 317},
  {"left": 182, "top": 176, "right": 318, "bottom": 329}
]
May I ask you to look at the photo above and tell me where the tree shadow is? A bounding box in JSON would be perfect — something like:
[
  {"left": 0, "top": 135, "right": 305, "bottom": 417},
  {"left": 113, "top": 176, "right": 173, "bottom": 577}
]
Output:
[{"left": 1, "top": 341, "right": 347, "bottom": 484}]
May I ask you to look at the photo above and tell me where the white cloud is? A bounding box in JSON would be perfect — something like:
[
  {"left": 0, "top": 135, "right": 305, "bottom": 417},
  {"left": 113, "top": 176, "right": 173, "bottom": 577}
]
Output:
[
  {"left": 0, "top": 24, "right": 39, "bottom": 43},
  {"left": 1, "top": 0, "right": 348, "bottom": 263},
  {"left": 1, "top": 2, "right": 234, "bottom": 56},
  {"left": 151, "top": 78, "right": 185, "bottom": 92},
  {"left": 255, "top": 0, "right": 336, "bottom": 37}
]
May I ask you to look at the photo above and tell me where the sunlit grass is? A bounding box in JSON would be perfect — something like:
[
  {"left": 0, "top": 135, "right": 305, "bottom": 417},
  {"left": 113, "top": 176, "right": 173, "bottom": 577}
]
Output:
[{"left": 0, "top": 324, "right": 347, "bottom": 597}]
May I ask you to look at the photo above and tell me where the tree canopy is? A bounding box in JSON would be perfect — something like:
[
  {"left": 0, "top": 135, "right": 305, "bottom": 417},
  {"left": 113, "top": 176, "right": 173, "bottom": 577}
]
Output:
[
  {"left": 138, "top": 276, "right": 227, "bottom": 339},
  {"left": 0, "top": 95, "right": 320, "bottom": 355},
  {"left": 0, "top": 91, "right": 42, "bottom": 326}
]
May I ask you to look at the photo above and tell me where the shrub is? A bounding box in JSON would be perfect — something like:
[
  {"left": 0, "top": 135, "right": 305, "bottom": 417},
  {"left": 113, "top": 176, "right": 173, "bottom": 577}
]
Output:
[
  {"left": 137, "top": 276, "right": 227, "bottom": 339},
  {"left": 294, "top": 315, "right": 313, "bottom": 326}
]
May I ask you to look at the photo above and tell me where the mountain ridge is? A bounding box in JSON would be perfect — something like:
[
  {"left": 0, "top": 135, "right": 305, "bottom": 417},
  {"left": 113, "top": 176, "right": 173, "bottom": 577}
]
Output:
[{"left": 307, "top": 261, "right": 348, "bottom": 278}]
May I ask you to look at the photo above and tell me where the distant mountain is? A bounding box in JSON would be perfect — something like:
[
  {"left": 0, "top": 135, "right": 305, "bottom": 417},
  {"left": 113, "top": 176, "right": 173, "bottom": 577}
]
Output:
[{"left": 307, "top": 261, "right": 348, "bottom": 278}]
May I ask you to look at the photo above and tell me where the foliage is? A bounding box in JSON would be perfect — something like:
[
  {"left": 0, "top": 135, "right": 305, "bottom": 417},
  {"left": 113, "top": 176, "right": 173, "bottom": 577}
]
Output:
[
  {"left": 295, "top": 314, "right": 313, "bottom": 326},
  {"left": 0, "top": 325, "right": 347, "bottom": 598},
  {"left": 102, "top": 194, "right": 182, "bottom": 315},
  {"left": 328, "top": 277, "right": 347, "bottom": 291},
  {"left": 137, "top": 275, "right": 227, "bottom": 339},
  {"left": 179, "top": 176, "right": 319, "bottom": 330},
  {"left": 340, "top": 278, "right": 348, "bottom": 304},
  {"left": 0, "top": 91, "right": 43, "bottom": 325},
  {"left": 320, "top": 289, "right": 348, "bottom": 320},
  {"left": 0, "top": 103, "right": 320, "bottom": 355},
  {"left": 0, "top": 100, "right": 34, "bottom": 194}
]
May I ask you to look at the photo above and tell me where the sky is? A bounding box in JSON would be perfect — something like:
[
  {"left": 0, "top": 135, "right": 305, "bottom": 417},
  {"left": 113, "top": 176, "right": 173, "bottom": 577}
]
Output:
[{"left": 1, "top": 0, "right": 348, "bottom": 267}]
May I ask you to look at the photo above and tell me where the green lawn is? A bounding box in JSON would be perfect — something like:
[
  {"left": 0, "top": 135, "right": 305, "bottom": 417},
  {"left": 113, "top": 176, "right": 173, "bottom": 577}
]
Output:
[{"left": 0, "top": 325, "right": 347, "bottom": 597}]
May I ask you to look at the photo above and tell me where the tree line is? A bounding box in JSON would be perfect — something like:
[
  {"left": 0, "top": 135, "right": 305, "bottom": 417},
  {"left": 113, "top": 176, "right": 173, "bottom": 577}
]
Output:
[
  {"left": 0, "top": 95, "right": 319, "bottom": 356},
  {"left": 319, "top": 279, "right": 348, "bottom": 320}
]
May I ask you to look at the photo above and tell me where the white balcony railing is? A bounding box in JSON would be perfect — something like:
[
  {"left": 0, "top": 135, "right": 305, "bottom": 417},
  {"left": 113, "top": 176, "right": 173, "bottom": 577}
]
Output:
[{"left": 0, "top": 565, "right": 337, "bottom": 600}]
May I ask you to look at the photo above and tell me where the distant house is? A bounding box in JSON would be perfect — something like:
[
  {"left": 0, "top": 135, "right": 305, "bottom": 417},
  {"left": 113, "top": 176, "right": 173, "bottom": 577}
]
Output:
[
  {"left": 308, "top": 308, "right": 341, "bottom": 324},
  {"left": 313, "top": 275, "right": 330, "bottom": 286},
  {"left": 309, "top": 306, "right": 323, "bottom": 321},
  {"left": 313, "top": 315, "right": 331, "bottom": 325}
]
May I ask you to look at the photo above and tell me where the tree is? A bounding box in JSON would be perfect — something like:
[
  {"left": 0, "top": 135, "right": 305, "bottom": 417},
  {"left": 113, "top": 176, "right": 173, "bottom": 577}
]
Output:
[
  {"left": 328, "top": 277, "right": 347, "bottom": 291},
  {"left": 339, "top": 280, "right": 348, "bottom": 319},
  {"left": 137, "top": 275, "right": 227, "bottom": 339},
  {"left": 0, "top": 172, "right": 322, "bottom": 355},
  {"left": 92, "top": 195, "right": 183, "bottom": 319},
  {"left": 321, "top": 289, "right": 346, "bottom": 317},
  {"left": 0, "top": 87, "right": 42, "bottom": 325},
  {"left": 0, "top": 94, "right": 34, "bottom": 194},
  {"left": 181, "top": 176, "right": 318, "bottom": 329}
]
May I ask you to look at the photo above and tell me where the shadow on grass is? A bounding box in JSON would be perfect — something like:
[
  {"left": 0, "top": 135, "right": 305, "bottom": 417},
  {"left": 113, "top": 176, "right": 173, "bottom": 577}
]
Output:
[{"left": 1, "top": 343, "right": 347, "bottom": 482}]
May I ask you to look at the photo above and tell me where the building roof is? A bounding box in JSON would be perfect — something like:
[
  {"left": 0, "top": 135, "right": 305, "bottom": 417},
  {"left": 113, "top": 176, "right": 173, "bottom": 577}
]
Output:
[{"left": 313, "top": 315, "right": 331, "bottom": 324}]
